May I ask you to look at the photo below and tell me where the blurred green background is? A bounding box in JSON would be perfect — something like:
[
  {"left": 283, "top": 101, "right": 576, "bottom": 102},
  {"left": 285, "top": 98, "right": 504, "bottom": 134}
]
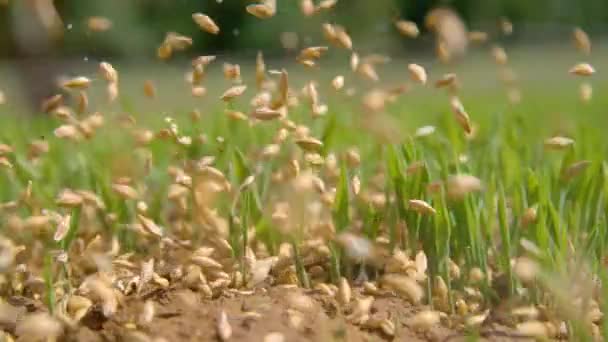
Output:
[{"left": 1, "top": 0, "right": 608, "bottom": 58}]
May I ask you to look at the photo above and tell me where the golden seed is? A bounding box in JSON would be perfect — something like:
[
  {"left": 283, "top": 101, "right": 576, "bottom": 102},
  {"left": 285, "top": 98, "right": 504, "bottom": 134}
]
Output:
[
  {"left": 264, "top": 332, "right": 285, "bottom": 342},
  {"left": 544, "top": 136, "right": 574, "bottom": 150},
  {"left": 256, "top": 51, "right": 266, "bottom": 89},
  {"left": 409, "top": 310, "right": 440, "bottom": 331},
  {"left": 516, "top": 321, "right": 548, "bottom": 339},
  {"left": 192, "top": 55, "right": 217, "bottom": 67},
  {"left": 573, "top": 27, "right": 591, "bottom": 55},
  {"left": 223, "top": 63, "right": 241, "bottom": 82},
  {"left": 499, "top": 17, "right": 513, "bottom": 35},
  {"left": 468, "top": 31, "right": 488, "bottom": 43},
  {"left": 41, "top": 94, "right": 63, "bottom": 113},
  {"left": 408, "top": 199, "right": 436, "bottom": 215},
  {"left": 435, "top": 73, "right": 457, "bottom": 88},
  {"left": 337, "top": 277, "right": 352, "bottom": 305},
  {"left": 381, "top": 274, "right": 424, "bottom": 304},
  {"left": 395, "top": 20, "right": 419, "bottom": 38},
  {"left": 217, "top": 310, "right": 232, "bottom": 341},
  {"left": 513, "top": 257, "right": 539, "bottom": 283},
  {"left": 521, "top": 207, "right": 538, "bottom": 227},
  {"left": 450, "top": 96, "right": 472, "bottom": 134},
  {"left": 144, "top": 80, "right": 156, "bottom": 99},
  {"left": 111, "top": 183, "right": 139, "bottom": 200},
  {"left": 247, "top": 3, "right": 276, "bottom": 19},
  {"left": 295, "top": 137, "right": 323, "bottom": 152},
  {"left": 563, "top": 160, "right": 591, "bottom": 180},
  {"left": 469, "top": 267, "right": 484, "bottom": 283},
  {"left": 192, "top": 13, "right": 220, "bottom": 34},
  {"left": 60, "top": 76, "right": 91, "bottom": 90},
  {"left": 87, "top": 16, "right": 113, "bottom": 32},
  {"left": 569, "top": 62, "right": 595, "bottom": 76},
  {"left": 220, "top": 85, "right": 248, "bottom": 101},
  {"left": 580, "top": 82, "right": 592, "bottom": 103},
  {"left": 491, "top": 46, "right": 508, "bottom": 65},
  {"left": 300, "top": 0, "right": 315, "bottom": 16},
  {"left": 408, "top": 63, "right": 427, "bottom": 84},
  {"left": 192, "top": 86, "right": 207, "bottom": 98},
  {"left": 99, "top": 61, "right": 118, "bottom": 83}
]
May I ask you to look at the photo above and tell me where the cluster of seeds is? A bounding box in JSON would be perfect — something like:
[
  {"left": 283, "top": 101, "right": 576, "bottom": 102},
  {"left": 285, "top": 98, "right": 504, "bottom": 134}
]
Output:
[{"left": 0, "top": 1, "right": 605, "bottom": 341}]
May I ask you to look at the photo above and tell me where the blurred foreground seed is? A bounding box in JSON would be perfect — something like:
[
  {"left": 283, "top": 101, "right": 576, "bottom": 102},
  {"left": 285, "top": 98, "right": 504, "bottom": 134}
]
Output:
[
  {"left": 87, "top": 16, "right": 113, "bottom": 32},
  {"left": 217, "top": 310, "right": 232, "bottom": 341},
  {"left": 573, "top": 27, "right": 591, "bottom": 55},
  {"left": 193, "top": 13, "right": 220, "bottom": 34},
  {"left": 544, "top": 136, "right": 574, "bottom": 150},
  {"left": 408, "top": 199, "right": 436, "bottom": 215},
  {"left": 446, "top": 174, "right": 482, "bottom": 199},
  {"left": 395, "top": 20, "right": 419, "bottom": 38}
]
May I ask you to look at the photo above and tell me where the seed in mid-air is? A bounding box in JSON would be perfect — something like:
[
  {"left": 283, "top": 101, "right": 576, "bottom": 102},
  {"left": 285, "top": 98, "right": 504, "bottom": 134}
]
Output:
[
  {"left": 331, "top": 75, "right": 345, "bottom": 90},
  {"left": 192, "top": 13, "right": 220, "bottom": 34},
  {"left": 87, "top": 16, "right": 113, "bottom": 32},
  {"left": 569, "top": 63, "right": 595, "bottom": 76},
  {"left": 408, "top": 199, "right": 436, "bottom": 215},
  {"left": 395, "top": 20, "right": 419, "bottom": 38},
  {"left": 446, "top": 174, "right": 482, "bottom": 199},
  {"left": 573, "top": 27, "right": 591, "bottom": 54},
  {"left": 408, "top": 64, "right": 427, "bottom": 84},
  {"left": 468, "top": 31, "right": 488, "bottom": 43},
  {"left": 491, "top": 46, "right": 508, "bottom": 65},
  {"left": 499, "top": 17, "right": 513, "bottom": 35},
  {"left": 295, "top": 137, "right": 323, "bottom": 152},
  {"left": 99, "top": 62, "right": 118, "bottom": 83},
  {"left": 450, "top": 96, "right": 472, "bottom": 134},
  {"left": 579, "top": 82, "right": 592, "bottom": 103},
  {"left": 300, "top": 0, "right": 315, "bottom": 16},
  {"left": 247, "top": 3, "right": 276, "bottom": 19},
  {"left": 60, "top": 76, "right": 91, "bottom": 90},
  {"left": 143, "top": 80, "right": 156, "bottom": 99},
  {"left": 220, "top": 85, "right": 247, "bottom": 101},
  {"left": 544, "top": 136, "right": 574, "bottom": 150}
]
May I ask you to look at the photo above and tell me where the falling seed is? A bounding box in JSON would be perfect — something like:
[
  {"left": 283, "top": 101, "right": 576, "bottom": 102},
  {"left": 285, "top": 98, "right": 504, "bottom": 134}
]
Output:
[
  {"left": 300, "top": 0, "right": 315, "bottom": 16},
  {"left": 298, "top": 46, "right": 329, "bottom": 60},
  {"left": 435, "top": 73, "right": 457, "bottom": 88},
  {"left": 220, "top": 85, "right": 247, "bottom": 101},
  {"left": 491, "top": 46, "right": 508, "bottom": 65},
  {"left": 408, "top": 64, "right": 427, "bottom": 84},
  {"left": 87, "top": 16, "right": 113, "bottom": 32},
  {"left": 569, "top": 63, "right": 595, "bottom": 76},
  {"left": 544, "top": 136, "right": 574, "bottom": 150},
  {"left": 60, "top": 76, "right": 91, "bottom": 90},
  {"left": 192, "top": 55, "right": 217, "bottom": 67},
  {"left": 256, "top": 51, "right": 266, "bottom": 89},
  {"left": 573, "top": 27, "right": 591, "bottom": 55},
  {"left": 408, "top": 199, "right": 436, "bottom": 215},
  {"left": 251, "top": 107, "right": 282, "bottom": 121},
  {"left": 157, "top": 42, "right": 172, "bottom": 60},
  {"left": 331, "top": 75, "right": 345, "bottom": 90},
  {"left": 499, "top": 17, "right": 513, "bottom": 35},
  {"left": 192, "top": 13, "right": 220, "bottom": 34},
  {"left": 41, "top": 94, "right": 64, "bottom": 113},
  {"left": 247, "top": 3, "right": 276, "bottom": 19},
  {"left": 295, "top": 137, "right": 323, "bottom": 152},
  {"left": 143, "top": 80, "right": 156, "bottom": 99},
  {"left": 580, "top": 82, "right": 592, "bottom": 103},
  {"left": 99, "top": 62, "right": 118, "bottom": 83},
  {"left": 415, "top": 125, "right": 435, "bottom": 137},
  {"left": 447, "top": 174, "right": 482, "bottom": 199},
  {"left": 395, "top": 20, "right": 419, "bottom": 38},
  {"left": 164, "top": 32, "right": 193, "bottom": 50},
  {"left": 468, "top": 31, "right": 488, "bottom": 43},
  {"left": 466, "top": 310, "right": 489, "bottom": 327},
  {"left": 563, "top": 160, "right": 591, "bottom": 180},
  {"left": 111, "top": 183, "right": 139, "bottom": 200},
  {"left": 334, "top": 25, "right": 353, "bottom": 50},
  {"left": 521, "top": 207, "right": 538, "bottom": 227},
  {"left": 350, "top": 52, "right": 359, "bottom": 71},
  {"left": 450, "top": 96, "right": 472, "bottom": 134}
]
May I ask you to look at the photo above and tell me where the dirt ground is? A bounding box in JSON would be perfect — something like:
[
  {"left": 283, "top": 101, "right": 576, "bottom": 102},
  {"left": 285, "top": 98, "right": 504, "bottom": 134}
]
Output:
[{"left": 44, "top": 285, "right": 531, "bottom": 342}]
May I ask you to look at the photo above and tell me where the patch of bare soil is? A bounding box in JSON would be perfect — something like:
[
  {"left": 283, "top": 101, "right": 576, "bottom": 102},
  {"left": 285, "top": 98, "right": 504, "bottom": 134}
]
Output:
[{"left": 58, "top": 286, "right": 530, "bottom": 342}]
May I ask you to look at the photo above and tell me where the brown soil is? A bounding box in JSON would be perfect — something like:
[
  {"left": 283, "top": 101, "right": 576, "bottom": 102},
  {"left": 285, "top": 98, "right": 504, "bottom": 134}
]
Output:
[{"left": 57, "top": 286, "right": 530, "bottom": 342}]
